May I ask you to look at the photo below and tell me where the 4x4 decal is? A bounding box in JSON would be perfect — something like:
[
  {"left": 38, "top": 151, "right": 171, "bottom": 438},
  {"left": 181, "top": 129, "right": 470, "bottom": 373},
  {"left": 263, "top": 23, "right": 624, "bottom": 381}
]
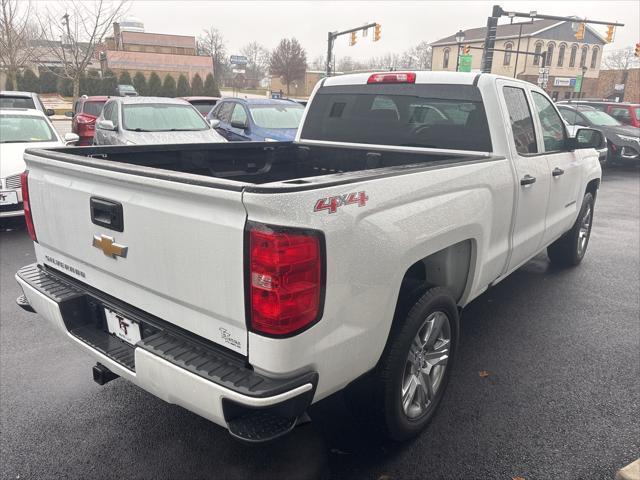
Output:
[{"left": 314, "top": 191, "right": 369, "bottom": 214}]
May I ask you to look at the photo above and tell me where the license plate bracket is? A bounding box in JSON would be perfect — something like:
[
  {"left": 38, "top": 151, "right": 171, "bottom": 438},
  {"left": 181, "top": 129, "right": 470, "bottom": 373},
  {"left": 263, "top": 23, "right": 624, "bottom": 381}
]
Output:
[
  {"left": 104, "top": 307, "right": 141, "bottom": 345},
  {"left": 0, "top": 191, "right": 18, "bottom": 205}
]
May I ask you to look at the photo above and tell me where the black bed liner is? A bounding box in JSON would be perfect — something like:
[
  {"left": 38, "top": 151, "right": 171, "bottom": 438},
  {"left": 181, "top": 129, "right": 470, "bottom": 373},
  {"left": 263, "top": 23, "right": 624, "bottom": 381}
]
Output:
[{"left": 25, "top": 141, "right": 503, "bottom": 194}]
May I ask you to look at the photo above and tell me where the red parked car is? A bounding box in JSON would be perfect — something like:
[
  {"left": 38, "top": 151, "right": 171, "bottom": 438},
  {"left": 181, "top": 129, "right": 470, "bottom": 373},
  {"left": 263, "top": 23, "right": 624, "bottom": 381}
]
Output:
[{"left": 67, "top": 95, "right": 108, "bottom": 145}]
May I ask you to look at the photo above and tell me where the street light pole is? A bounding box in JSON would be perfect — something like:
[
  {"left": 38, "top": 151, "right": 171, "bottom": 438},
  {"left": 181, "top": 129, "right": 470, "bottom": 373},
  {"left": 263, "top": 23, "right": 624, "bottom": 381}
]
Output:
[
  {"left": 454, "top": 30, "right": 465, "bottom": 71},
  {"left": 578, "top": 65, "right": 587, "bottom": 98}
]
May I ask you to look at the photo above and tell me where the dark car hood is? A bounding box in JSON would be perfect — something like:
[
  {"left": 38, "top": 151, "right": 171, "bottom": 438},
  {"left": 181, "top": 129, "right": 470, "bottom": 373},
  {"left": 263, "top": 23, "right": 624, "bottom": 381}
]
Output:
[{"left": 597, "top": 125, "right": 639, "bottom": 143}]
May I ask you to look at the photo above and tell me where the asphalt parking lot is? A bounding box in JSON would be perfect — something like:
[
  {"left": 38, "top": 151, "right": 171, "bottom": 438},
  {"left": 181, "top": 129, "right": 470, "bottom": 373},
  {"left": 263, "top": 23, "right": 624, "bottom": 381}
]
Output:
[{"left": 1, "top": 162, "right": 638, "bottom": 479}]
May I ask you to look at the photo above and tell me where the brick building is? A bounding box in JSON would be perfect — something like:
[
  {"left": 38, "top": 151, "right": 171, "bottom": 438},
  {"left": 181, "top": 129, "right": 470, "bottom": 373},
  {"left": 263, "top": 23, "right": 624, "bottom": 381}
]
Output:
[
  {"left": 594, "top": 68, "right": 640, "bottom": 103},
  {"left": 431, "top": 19, "right": 606, "bottom": 101},
  {"left": 100, "top": 21, "right": 212, "bottom": 82}
]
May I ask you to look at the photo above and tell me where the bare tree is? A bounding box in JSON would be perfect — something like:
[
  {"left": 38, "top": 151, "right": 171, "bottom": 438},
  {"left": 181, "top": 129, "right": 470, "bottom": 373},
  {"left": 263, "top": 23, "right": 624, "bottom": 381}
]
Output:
[
  {"left": 602, "top": 47, "right": 640, "bottom": 71},
  {"left": 309, "top": 55, "right": 327, "bottom": 72},
  {"left": 269, "top": 38, "right": 307, "bottom": 96},
  {"left": 36, "top": 0, "right": 127, "bottom": 100},
  {"left": 0, "top": 0, "right": 37, "bottom": 87},
  {"left": 240, "top": 41, "right": 269, "bottom": 80},
  {"left": 198, "top": 27, "right": 226, "bottom": 82},
  {"left": 402, "top": 41, "right": 432, "bottom": 70}
]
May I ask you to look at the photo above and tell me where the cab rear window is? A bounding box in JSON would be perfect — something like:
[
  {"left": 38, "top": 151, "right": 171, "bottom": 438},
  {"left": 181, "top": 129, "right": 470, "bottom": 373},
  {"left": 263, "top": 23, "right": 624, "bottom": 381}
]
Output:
[{"left": 301, "top": 84, "right": 492, "bottom": 152}]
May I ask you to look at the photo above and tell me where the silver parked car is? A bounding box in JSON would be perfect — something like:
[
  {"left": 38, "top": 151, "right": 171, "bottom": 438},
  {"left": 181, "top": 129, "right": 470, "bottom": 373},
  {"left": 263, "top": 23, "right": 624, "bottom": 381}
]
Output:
[{"left": 94, "top": 97, "right": 227, "bottom": 145}]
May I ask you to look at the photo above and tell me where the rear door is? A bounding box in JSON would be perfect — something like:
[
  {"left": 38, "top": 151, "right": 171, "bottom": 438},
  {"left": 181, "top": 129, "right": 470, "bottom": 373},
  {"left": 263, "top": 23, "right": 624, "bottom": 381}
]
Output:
[
  {"left": 498, "top": 82, "right": 552, "bottom": 271},
  {"left": 529, "top": 90, "right": 582, "bottom": 245},
  {"left": 25, "top": 153, "right": 250, "bottom": 355}
]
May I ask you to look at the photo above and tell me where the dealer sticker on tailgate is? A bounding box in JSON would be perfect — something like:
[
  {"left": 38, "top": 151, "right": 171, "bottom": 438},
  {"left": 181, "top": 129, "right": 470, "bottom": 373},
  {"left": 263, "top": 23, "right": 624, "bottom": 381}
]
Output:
[
  {"left": 105, "top": 308, "right": 141, "bottom": 345},
  {"left": 0, "top": 191, "right": 18, "bottom": 205}
]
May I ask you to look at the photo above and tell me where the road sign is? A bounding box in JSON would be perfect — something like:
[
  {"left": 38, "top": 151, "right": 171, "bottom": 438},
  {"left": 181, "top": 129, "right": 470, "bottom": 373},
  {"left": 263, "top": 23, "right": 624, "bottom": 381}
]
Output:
[
  {"left": 458, "top": 54, "right": 472, "bottom": 72},
  {"left": 230, "top": 55, "right": 248, "bottom": 65},
  {"left": 573, "top": 75, "right": 583, "bottom": 93}
]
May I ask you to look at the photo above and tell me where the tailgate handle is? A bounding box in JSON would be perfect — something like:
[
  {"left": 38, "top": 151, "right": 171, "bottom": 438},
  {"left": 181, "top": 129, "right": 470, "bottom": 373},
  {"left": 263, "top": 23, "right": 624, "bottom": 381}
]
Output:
[{"left": 90, "top": 197, "right": 124, "bottom": 232}]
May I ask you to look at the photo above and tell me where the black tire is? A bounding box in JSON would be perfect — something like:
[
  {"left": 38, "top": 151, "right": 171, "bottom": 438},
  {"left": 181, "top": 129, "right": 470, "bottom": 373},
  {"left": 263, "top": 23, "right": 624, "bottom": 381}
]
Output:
[
  {"left": 347, "top": 287, "right": 459, "bottom": 442},
  {"left": 547, "top": 192, "right": 595, "bottom": 267}
]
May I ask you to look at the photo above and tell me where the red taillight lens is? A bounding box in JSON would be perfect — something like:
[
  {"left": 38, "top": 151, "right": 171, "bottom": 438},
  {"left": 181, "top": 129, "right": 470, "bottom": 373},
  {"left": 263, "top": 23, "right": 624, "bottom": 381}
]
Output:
[
  {"left": 75, "top": 114, "right": 95, "bottom": 125},
  {"left": 249, "top": 225, "right": 324, "bottom": 336},
  {"left": 367, "top": 72, "right": 416, "bottom": 84},
  {"left": 20, "top": 171, "right": 37, "bottom": 242}
]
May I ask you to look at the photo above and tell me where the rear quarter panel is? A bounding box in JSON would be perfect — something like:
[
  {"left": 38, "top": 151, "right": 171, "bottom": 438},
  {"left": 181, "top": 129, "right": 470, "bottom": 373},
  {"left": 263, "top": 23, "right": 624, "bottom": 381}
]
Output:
[{"left": 243, "top": 158, "right": 515, "bottom": 400}]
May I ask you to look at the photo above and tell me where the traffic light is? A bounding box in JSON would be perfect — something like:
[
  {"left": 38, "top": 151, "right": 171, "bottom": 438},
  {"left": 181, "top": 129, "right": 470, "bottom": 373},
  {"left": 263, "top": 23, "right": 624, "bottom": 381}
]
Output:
[
  {"left": 606, "top": 25, "right": 615, "bottom": 43},
  {"left": 349, "top": 31, "right": 357, "bottom": 46},
  {"left": 374, "top": 23, "right": 381, "bottom": 42},
  {"left": 575, "top": 22, "right": 585, "bottom": 40},
  {"left": 463, "top": 45, "right": 471, "bottom": 55},
  {"left": 635, "top": 42, "right": 640, "bottom": 57}
]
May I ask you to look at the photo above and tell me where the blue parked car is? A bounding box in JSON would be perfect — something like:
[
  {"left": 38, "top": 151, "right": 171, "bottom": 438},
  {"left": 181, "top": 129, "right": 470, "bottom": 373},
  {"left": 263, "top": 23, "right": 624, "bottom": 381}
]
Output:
[{"left": 206, "top": 98, "right": 305, "bottom": 142}]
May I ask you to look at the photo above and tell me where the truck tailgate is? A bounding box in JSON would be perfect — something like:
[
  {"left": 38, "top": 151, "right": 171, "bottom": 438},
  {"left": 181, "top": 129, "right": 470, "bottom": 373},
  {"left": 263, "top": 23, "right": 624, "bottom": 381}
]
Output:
[{"left": 25, "top": 153, "right": 249, "bottom": 355}]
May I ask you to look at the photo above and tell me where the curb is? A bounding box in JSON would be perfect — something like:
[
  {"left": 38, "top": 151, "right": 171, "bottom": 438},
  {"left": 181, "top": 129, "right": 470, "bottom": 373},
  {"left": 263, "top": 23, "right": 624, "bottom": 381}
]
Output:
[{"left": 616, "top": 459, "right": 640, "bottom": 480}]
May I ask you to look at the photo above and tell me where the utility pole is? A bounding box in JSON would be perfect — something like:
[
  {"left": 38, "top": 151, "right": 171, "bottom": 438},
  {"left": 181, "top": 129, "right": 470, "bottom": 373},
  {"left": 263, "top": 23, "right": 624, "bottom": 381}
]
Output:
[{"left": 326, "top": 22, "right": 379, "bottom": 77}]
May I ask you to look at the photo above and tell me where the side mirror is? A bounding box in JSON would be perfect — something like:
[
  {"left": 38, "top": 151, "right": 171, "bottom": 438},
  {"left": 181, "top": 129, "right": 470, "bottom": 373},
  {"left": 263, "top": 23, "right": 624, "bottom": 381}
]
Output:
[
  {"left": 96, "top": 119, "right": 116, "bottom": 131},
  {"left": 230, "top": 119, "right": 248, "bottom": 130},
  {"left": 46, "top": 109, "right": 55, "bottom": 117},
  {"left": 63, "top": 132, "right": 80, "bottom": 145},
  {"left": 209, "top": 118, "right": 221, "bottom": 129},
  {"left": 64, "top": 111, "right": 74, "bottom": 118},
  {"left": 569, "top": 128, "right": 605, "bottom": 150}
]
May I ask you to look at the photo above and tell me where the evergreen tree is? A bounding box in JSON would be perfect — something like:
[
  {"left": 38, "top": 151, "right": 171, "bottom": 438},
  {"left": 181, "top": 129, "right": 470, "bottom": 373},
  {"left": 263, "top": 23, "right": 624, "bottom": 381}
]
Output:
[
  {"left": 5, "top": 76, "right": 15, "bottom": 91},
  {"left": 86, "top": 70, "right": 101, "bottom": 96},
  {"left": 133, "top": 72, "right": 147, "bottom": 96},
  {"left": 39, "top": 70, "right": 58, "bottom": 93},
  {"left": 101, "top": 69, "right": 118, "bottom": 95},
  {"left": 118, "top": 71, "right": 133, "bottom": 85},
  {"left": 147, "top": 72, "right": 162, "bottom": 96},
  {"left": 20, "top": 69, "right": 40, "bottom": 92},
  {"left": 176, "top": 74, "right": 190, "bottom": 97},
  {"left": 161, "top": 74, "right": 177, "bottom": 97},
  {"left": 57, "top": 77, "right": 73, "bottom": 97},
  {"left": 191, "top": 73, "right": 204, "bottom": 95},
  {"left": 15, "top": 72, "right": 24, "bottom": 91},
  {"left": 203, "top": 73, "right": 220, "bottom": 96}
]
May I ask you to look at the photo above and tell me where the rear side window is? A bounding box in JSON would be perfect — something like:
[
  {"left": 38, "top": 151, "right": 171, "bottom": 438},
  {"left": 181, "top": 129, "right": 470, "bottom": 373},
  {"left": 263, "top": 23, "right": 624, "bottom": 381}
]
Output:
[
  {"left": 301, "top": 84, "right": 492, "bottom": 152},
  {"left": 502, "top": 86, "right": 537, "bottom": 155},
  {"left": 609, "top": 107, "right": 632, "bottom": 124}
]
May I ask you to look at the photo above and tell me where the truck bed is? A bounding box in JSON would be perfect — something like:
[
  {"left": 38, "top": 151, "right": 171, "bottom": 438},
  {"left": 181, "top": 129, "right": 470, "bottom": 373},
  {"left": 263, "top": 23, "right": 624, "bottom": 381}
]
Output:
[{"left": 27, "top": 142, "right": 496, "bottom": 192}]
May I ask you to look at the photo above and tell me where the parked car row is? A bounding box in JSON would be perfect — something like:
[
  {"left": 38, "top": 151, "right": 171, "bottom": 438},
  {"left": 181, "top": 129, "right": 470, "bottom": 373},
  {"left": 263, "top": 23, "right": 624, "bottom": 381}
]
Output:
[{"left": 556, "top": 101, "right": 639, "bottom": 166}]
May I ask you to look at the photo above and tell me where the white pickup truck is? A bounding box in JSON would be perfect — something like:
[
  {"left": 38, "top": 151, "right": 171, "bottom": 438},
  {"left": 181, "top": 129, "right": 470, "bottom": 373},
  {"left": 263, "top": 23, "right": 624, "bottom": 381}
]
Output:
[{"left": 16, "top": 72, "right": 603, "bottom": 443}]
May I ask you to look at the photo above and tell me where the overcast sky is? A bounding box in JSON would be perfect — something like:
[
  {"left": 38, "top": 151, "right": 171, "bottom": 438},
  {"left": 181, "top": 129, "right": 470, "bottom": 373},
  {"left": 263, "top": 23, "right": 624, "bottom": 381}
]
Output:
[{"left": 127, "top": 1, "right": 639, "bottom": 62}]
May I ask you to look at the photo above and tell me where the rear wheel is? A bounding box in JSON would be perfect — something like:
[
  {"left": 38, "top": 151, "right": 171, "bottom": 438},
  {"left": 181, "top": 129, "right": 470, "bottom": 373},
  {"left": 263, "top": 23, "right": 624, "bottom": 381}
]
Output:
[
  {"left": 348, "top": 287, "right": 459, "bottom": 441},
  {"left": 547, "top": 192, "right": 595, "bottom": 266}
]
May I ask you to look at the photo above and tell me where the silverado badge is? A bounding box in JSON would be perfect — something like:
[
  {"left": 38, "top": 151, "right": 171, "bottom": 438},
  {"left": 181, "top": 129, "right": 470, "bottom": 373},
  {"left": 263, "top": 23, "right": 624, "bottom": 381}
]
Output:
[{"left": 92, "top": 234, "right": 128, "bottom": 259}]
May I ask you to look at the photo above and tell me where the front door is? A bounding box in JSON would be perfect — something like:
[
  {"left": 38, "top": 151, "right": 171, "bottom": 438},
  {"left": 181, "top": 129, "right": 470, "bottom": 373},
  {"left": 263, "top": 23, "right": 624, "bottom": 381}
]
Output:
[
  {"left": 499, "top": 82, "right": 552, "bottom": 271},
  {"left": 529, "top": 90, "right": 582, "bottom": 245}
]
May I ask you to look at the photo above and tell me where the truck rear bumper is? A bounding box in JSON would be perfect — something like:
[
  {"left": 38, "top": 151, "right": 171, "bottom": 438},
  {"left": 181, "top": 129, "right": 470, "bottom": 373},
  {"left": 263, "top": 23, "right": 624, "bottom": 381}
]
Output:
[{"left": 15, "top": 263, "right": 317, "bottom": 442}]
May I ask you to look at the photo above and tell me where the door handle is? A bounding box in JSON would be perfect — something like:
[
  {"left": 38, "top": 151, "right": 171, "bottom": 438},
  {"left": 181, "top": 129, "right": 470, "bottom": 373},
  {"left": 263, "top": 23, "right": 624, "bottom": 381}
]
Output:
[
  {"left": 552, "top": 167, "right": 565, "bottom": 177},
  {"left": 520, "top": 174, "right": 537, "bottom": 186}
]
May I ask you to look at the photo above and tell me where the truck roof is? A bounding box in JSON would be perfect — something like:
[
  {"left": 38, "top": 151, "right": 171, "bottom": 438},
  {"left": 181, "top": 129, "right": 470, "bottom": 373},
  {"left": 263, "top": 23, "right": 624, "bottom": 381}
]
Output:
[{"left": 322, "top": 71, "right": 482, "bottom": 87}]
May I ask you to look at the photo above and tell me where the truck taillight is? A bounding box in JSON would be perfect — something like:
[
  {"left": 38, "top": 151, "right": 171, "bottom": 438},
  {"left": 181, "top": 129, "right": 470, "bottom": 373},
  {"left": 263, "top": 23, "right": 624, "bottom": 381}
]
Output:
[
  {"left": 20, "top": 171, "right": 37, "bottom": 242},
  {"left": 248, "top": 224, "right": 324, "bottom": 336},
  {"left": 367, "top": 72, "right": 416, "bottom": 84}
]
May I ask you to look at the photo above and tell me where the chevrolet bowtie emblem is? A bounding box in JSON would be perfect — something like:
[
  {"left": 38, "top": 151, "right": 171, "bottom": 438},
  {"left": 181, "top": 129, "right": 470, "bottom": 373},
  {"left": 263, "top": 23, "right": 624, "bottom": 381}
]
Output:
[{"left": 92, "top": 235, "right": 128, "bottom": 259}]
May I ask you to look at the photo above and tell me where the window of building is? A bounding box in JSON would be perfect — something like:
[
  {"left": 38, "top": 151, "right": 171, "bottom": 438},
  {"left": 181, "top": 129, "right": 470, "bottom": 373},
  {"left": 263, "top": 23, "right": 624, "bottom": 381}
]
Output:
[
  {"left": 443, "top": 49, "right": 450, "bottom": 69},
  {"left": 503, "top": 43, "right": 513, "bottom": 66},
  {"left": 502, "top": 86, "right": 537, "bottom": 155},
  {"left": 569, "top": 44, "right": 578, "bottom": 67},
  {"left": 546, "top": 42, "right": 555, "bottom": 67},
  {"left": 533, "top": 42, "right": 543, "bottom": 65},
  {"left": 580, "top": 46, "right": 588, "bottom": 68},
  {"left": 557, "top": 43, "right": 566, "bottom": 67},
  {"left": 590, "top": 47, "right": 599, "bottom": 69}
]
